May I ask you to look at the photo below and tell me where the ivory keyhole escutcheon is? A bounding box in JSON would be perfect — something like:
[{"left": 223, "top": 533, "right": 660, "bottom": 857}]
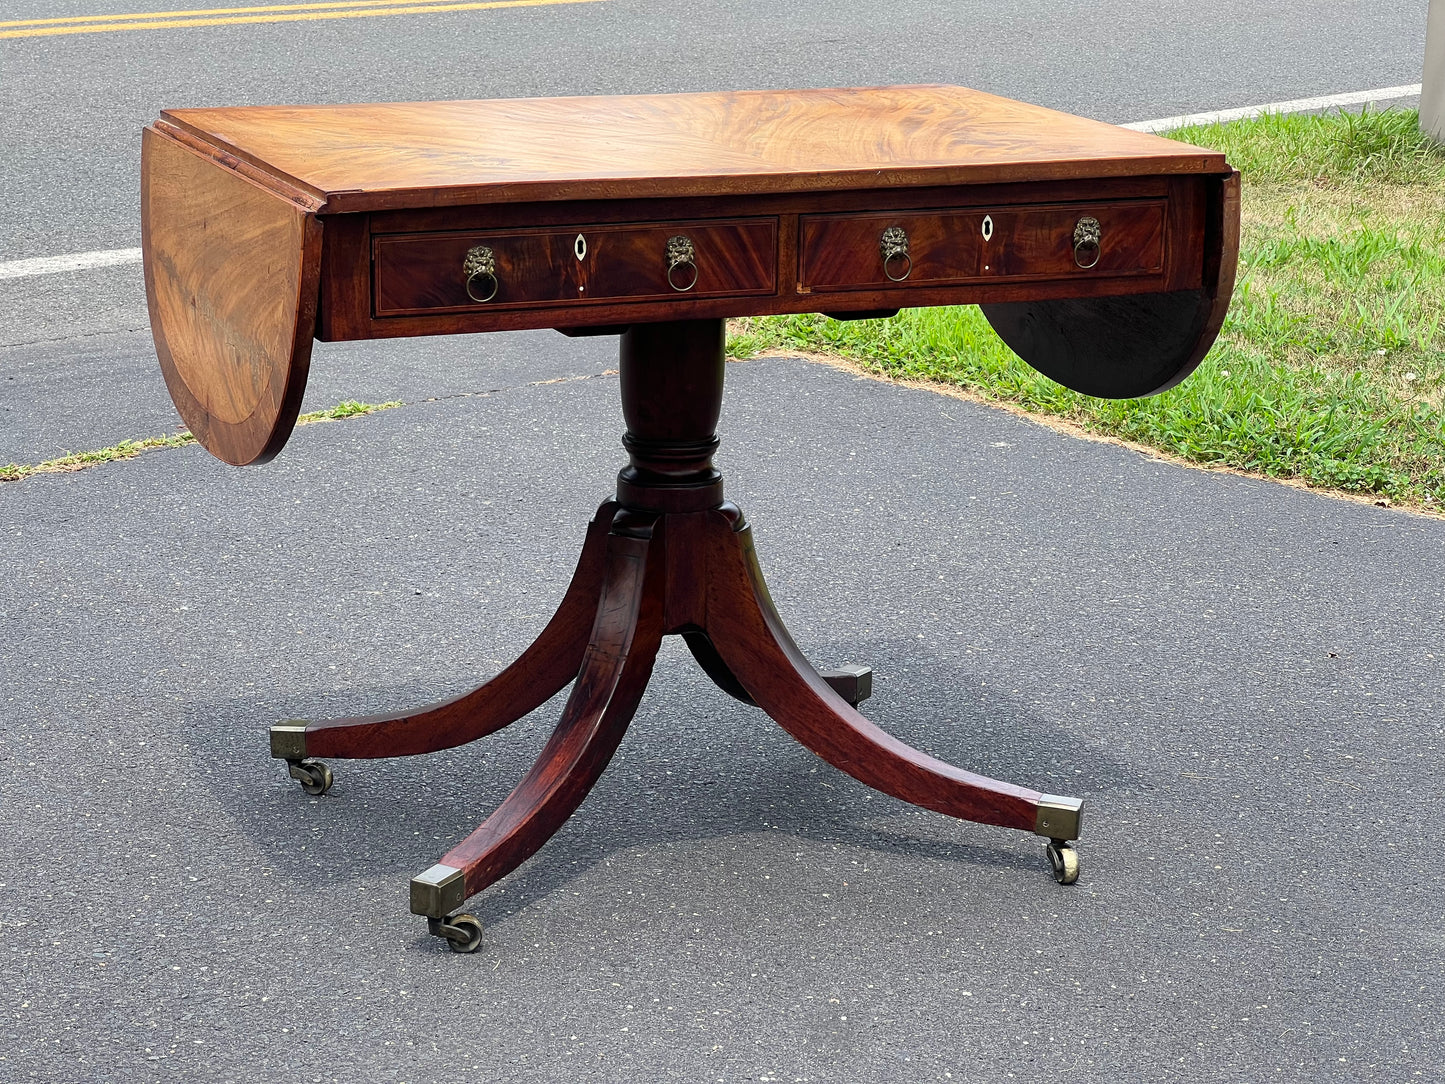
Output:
[
  {"left": 574, "top": 234, "right": 587, "bottom": 260},
  {"left": 981, "top": 215, "right": 994, "bottom": 241}
]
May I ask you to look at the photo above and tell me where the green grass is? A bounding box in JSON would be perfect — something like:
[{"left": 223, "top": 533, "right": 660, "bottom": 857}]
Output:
[
  {"left": 729, "top": 107, "right": 1445, "bottom": 508},
  {"left": 0, "top": 399, "right": 402, "bottom": 483}
]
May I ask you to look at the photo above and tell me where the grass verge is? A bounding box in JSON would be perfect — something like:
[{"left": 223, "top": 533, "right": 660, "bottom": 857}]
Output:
[
  {"left": 0, "top": 399, "right": 402, "bottom": 483},
  {"left": 728, "top": 108, "right": 1445, "bottom": 509}
]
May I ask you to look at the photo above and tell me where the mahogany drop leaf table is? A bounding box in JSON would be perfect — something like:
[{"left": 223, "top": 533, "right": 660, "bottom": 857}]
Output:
[{"left": 142, "top": 86, "right": 1238, "bottom": 953}]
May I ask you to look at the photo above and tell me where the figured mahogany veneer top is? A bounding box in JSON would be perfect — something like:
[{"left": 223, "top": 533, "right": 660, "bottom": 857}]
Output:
[{"left": 159, "top": 85, "right": 1228, "bottom": 214}]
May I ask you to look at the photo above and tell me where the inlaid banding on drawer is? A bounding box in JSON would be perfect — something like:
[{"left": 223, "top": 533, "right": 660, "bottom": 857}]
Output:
[
  {"left": 798, "top": 201, "right": 1166, "bottom": 291},
  {"left": 373, "top": 218, "right": 778, "bottom": 316}
]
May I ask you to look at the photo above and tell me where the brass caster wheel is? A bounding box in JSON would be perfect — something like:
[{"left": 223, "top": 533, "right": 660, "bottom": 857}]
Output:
[
  {"left": 1046, "top": 840, "right": 1080, "bottom": 885},
  {"left": 429, "top": 914, "right": 483, "bottom": 953},
  {"left": 287, "top": 758, "right": 333, "bottom": 797}
]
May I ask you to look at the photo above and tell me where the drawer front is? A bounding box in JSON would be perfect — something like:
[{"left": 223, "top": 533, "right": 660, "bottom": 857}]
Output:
[
  {"left": 798, "top": 200, "right": 1165, "bottom": 291},
  {"left": 373, "top": 218, "right": 777, "bottom": 316}
]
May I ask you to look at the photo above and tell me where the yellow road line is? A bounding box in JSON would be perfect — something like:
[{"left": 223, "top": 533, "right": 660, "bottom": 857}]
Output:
[
  {"left": 1, "top": 0, "right": 470, "bottom": 28},
  {"left": 0, "top": 0, "right": 600, "bottom": 38}
]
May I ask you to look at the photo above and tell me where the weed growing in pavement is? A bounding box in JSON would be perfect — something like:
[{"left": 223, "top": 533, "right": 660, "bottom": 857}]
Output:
[
  {"left": 0, "top": 399, "right": 402, "bottom": 482},
  {"left": 728, "top": 108, "right": 1445, "bottom": 509}
]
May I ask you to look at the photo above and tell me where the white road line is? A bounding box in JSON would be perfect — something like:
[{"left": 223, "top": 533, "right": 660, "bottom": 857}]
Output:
[
  {"left": 0, "top": 247, "right": 143, "bottom": 281},
  {"left": 0, "top": 84, "right": 1428, "bottom": 281},
  {"left": 1124, "top": 83, "right": 1423, "bottom": 132}
]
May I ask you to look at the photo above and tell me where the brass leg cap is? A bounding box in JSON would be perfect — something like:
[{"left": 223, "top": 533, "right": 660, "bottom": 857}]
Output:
[
  {"left": 1034, "top": 794, "right": 1083, "bottom": 841},
  {"left": 820, "top": 664, "right": 873, "bottom": 706},
  {"left": 269, "top": 722, "right": 309, "bottom": 761},
  {"left": 410, "top": 864, "right": 467, "bottom": 919}
]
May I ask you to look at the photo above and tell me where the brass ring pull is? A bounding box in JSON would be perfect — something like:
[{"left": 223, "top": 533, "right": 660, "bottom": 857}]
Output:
[
  {"left": 666, "top": 235, "right": 698, "bottom": 292},
  {"left": 463, "top": 245, "right": 498, "bottom": 303},
  {"left": 880, "top": 226, "right": 911, "bottom": 282},
  {"left": 1072, "top": 217, "right": 1101, "bottom": 270}
]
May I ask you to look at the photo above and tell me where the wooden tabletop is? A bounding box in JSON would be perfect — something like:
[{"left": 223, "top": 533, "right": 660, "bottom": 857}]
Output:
[{"left": 159, "top": 85, "right": 1228, "bottom": 214}]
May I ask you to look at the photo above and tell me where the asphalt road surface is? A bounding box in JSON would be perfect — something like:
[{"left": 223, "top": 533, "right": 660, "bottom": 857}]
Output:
[{"left": 2, "top": 3, "right": 1441, "bottom": 1082}]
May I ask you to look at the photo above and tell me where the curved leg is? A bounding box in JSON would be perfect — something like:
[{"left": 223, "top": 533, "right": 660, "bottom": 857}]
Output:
[
  {"left": 697, "top": 508, "right": 1079, "bottom": 838},
  {"left": 684, "top": 629, "right": 872, "bottom": 708},
  {"left": 683, "top": 630, "right": 756, "bottom": 705},
  {"left": 410, "top": 519, "right": 665, "bottom": 930},
  {"left": 272, "top": 502, "right": 616, "bottom": 762}
]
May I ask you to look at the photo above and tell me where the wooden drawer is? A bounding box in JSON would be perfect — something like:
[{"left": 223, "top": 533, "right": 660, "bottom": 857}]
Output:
[
  {"left": 373, "top": 217, "right": 777, "bottom": 316},
  {"left": 798, "top": 200, "right": 1166, "bottom": 291}
]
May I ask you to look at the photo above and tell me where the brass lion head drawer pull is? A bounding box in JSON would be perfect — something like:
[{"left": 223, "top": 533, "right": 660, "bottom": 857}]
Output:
[
  {"left": 880, "top": 225, "right": 911, "bottom": 281},
  {"left": 463, "top": 245, "right": 498, "bottom": 303},
  {"left": 1073, "top": 217, "right": 1102, "bottom": 269},
  {"left": 666, "top": 235, "right": 698, "bottom": 292}
]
